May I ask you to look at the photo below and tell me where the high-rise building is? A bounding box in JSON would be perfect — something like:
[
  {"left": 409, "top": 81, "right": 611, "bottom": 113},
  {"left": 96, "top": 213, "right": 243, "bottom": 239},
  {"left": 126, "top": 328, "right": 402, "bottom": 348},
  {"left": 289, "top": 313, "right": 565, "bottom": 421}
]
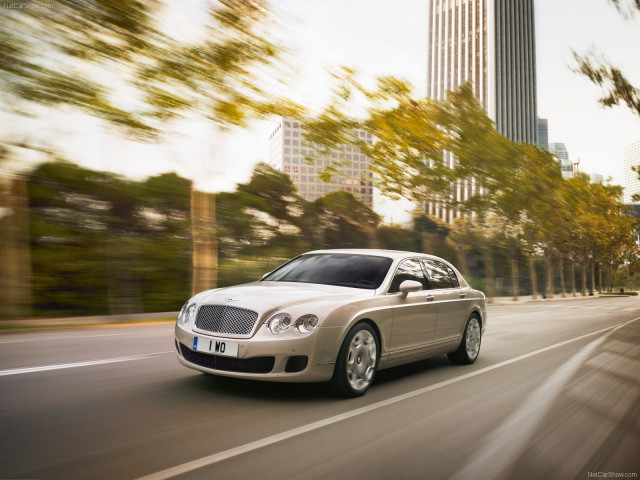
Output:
[
  {"left": 589, "top": 173, "right": 604, "bottom": 185},
  {"left": 549, "top": 142, "right": 573, "bottom": 179},
  {"left": 268, "top": 117, "right": 374, "bottom": 207},
  {"left": 426, "top": 0, "right": 537, "bottom": 143},
  {"left": 537, "top": 118, "right": 549, "bottom": 151},
  {"left": 623, "top": 133, "right": 640, "bottom": 204},
  {"left": 426, "top": 0, "right": 537, "bottom": 222}
]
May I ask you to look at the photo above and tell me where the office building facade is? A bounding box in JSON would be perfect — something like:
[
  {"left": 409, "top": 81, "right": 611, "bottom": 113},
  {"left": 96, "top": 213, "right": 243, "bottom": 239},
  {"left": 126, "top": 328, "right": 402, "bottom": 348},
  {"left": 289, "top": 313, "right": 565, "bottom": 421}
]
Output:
[
  {"left": 537, "top": 117, "right": 549, "bottom": 151},
  {"left": 549, "top": 142, "right": 573, "bottom": 179},
  {"left": 268, "top": 117, "right": 374, "bottom": 207},
  {"left": 623, "top": 133, "right": 640, "bottom": 204},
  {"left": 426, "top": 0, "right": 537, "bottom": 143}
]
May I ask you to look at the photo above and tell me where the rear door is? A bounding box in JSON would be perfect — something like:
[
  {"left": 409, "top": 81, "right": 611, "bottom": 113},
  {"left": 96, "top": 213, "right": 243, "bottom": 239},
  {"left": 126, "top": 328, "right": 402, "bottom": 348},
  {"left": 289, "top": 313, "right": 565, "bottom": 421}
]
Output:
[{"left": 421, "top": 259, "right": 469, "bottom": 343}]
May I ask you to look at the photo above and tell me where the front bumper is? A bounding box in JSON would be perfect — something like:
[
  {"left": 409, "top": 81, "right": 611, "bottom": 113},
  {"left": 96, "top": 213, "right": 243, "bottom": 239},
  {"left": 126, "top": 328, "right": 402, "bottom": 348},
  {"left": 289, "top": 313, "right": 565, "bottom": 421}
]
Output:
[{"left": 174, "top": 323, "right": 342, "bottom": 383}]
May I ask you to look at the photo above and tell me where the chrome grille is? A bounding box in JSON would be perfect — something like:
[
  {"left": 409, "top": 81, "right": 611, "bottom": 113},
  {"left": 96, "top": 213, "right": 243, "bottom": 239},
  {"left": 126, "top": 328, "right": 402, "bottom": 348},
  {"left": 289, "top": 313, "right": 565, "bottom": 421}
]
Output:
[{"left": 195, "top": 305, "right": 259, "bottom": 335}]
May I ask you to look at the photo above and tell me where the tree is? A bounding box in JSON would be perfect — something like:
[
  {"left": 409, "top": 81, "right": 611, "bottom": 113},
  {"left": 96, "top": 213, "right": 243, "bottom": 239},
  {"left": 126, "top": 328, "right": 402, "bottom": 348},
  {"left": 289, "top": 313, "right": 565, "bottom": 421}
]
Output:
[{"left": 309, "top": 191, "right": 382, "bottom": 249}]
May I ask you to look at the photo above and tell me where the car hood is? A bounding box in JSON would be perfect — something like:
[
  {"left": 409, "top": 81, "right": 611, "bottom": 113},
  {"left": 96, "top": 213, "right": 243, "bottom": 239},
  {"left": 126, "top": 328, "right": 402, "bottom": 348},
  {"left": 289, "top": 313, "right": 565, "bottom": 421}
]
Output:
[{"left": 196, "top": 281, "right": 374, "bottom": 311}]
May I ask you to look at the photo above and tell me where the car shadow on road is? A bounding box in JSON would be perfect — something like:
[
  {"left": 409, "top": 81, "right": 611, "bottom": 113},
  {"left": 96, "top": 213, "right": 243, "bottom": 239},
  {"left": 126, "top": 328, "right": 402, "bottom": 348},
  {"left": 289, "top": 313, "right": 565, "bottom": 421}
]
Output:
[
  {"left": 186, "top": 373, "right": 335, "bottom": 402},
  {"left": 373, "top": 355, "right": 454, "bottom": 386},
  {"left": 168, "top": 354, "right": 457, "bottom": 403}
]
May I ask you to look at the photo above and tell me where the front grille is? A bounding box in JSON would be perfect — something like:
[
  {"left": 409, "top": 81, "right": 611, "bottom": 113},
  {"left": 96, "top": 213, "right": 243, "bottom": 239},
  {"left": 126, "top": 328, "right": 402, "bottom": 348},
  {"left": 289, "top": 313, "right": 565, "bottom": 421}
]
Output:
[
  {"left": 180, "top": 343, "right": 274, "bottom": 374},
  {"left": 285, "top": 355, "right": 308, "bottom": 373},
  {"left": 195, "top": 305, "right": 259, "bottom": 336}
]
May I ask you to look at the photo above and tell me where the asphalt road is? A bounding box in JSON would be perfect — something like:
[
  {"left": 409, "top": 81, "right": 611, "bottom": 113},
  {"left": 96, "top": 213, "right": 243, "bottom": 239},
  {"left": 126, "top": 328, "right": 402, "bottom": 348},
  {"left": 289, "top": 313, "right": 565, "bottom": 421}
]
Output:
[{"left": 1, "top": 296, "right": 639, "bottom": 480}]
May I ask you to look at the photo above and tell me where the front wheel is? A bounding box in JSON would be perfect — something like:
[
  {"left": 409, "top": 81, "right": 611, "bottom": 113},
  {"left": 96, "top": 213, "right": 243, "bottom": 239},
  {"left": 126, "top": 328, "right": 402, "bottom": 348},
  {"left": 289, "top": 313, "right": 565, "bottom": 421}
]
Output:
[
  {"left": 331, "top": 323, "right": 379, "bottom": 397},
  {"left": 448, "top": 315, "right": 481, "bottom": 365}
]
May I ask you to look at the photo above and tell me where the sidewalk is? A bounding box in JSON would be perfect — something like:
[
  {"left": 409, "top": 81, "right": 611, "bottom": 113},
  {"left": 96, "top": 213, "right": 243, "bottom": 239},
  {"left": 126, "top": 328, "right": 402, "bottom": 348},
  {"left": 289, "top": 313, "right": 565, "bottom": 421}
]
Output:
[
  {"left": 0, "top": 311, "right": 179, "bottom": 333},
  {"left": 490, "top": 292, "right": 634, "bottom": 305}
]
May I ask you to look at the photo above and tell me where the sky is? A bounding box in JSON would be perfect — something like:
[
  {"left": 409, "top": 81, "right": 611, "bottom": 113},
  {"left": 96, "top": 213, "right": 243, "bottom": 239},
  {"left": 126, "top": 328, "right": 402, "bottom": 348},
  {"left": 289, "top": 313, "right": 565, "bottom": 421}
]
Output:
[{"left": 5, "top": 0, "right": 640, "bottom": 220}]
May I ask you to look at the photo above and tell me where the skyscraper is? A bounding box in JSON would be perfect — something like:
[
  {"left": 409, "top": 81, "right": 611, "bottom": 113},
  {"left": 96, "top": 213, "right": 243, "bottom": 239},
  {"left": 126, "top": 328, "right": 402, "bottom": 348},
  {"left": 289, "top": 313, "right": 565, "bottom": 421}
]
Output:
[
  {"left": 623, "top": 133, "right": 640, "bottom": 204},
  {"left": 537, "top": 117, "right": 549, "bottom": 151},
  {"left": 426, "top": 0, "right": 538, "bottom": 222},
  {"left": 426, "top": 0, "right": 537, "bottom": 143}
]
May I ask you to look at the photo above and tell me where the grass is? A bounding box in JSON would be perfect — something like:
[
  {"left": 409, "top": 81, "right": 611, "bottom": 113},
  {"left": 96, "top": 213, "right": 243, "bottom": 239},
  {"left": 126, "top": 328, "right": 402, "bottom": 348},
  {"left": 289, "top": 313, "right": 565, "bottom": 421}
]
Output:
[{"left": 600, "top": 291, "right": 639, "bottom": 296}]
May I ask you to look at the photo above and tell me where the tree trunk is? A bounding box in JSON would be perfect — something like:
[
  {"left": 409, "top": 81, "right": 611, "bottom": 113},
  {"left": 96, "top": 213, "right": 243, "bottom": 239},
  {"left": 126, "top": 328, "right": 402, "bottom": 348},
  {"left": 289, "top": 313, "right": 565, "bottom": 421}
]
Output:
[
  {"left": 509, "top": 245, "right": 519, "bottom": 301},
  {"left": 598, "top": 261, "right": 603, "bottom": 293},
  {"left": 0, "top": 176, "right": 32, "bottom": 319},
  {"left": 454, "top": 243, "right": 469, "bottom": 277},
  {"left": 590, "top": 259, "right": 596, "bottom": 295},
  {"left": 544, "top": 251, "right": 553, "bottom": 298},
  {"left": 570, "top": 261, "right": 576, "bottom": 297},
  {"left": 529, "top": 254, "right": 538, "bottom": 300},
  {"left": 191, "top": 189, "right": 218, "bottom": 295},
  {"left": 559, "top": 258, "right": 566, "bottom": 297},
  {"left": 482, "top": 244, "right": 495, "bottom": 301},
  {"left": 581, "top": 262, "right": 587, "bottom": 296}
]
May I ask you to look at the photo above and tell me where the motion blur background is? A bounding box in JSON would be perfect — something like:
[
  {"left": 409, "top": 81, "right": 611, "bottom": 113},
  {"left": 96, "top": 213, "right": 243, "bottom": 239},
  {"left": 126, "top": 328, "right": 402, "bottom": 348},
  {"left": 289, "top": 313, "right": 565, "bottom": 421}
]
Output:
[{"left": 1, "top": 0, "right": 640, "bottom": 320}]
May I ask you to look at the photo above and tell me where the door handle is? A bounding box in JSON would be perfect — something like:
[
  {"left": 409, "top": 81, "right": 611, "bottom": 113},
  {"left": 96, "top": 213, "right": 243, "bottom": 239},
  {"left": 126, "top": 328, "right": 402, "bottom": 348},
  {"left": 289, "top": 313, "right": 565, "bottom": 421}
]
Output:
[
  {"left": 427, "top": 296, "right": 436, "bottom": 302},
  {"left": 459, "top": 293, "right": 466, "bottom": 299}
]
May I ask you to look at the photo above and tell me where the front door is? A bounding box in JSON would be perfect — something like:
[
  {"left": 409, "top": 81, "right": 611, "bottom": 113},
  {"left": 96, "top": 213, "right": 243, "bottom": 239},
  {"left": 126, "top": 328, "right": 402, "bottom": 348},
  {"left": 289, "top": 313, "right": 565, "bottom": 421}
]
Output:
[{"left": 388, "top": 258, "right": 438, "bottom": 359}]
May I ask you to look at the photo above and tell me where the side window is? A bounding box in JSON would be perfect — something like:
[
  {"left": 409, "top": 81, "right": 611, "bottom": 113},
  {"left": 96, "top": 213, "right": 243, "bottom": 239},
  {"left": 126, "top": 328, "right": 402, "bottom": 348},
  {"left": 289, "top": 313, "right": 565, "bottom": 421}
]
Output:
[
  {"left": 423, "top": 260, "right": 454, "bottom": 289},
  {"left": 389, "top": 259, "right": 430, "bottom": 293},
  {"left": 445, "top": 265, "right": 460, "bottom": 288}
]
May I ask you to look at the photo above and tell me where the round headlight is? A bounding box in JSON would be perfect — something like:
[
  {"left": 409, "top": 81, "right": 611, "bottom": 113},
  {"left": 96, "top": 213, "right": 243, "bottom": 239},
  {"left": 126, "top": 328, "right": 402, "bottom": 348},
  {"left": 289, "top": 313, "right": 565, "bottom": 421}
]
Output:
[
  {"left": 177, "top": 302, "right": 187, "bottom": 325},
  {"left": 295, "top": 314, "right": 319, "bottom": 334},
  {"left": 178, "top": 303, "right": 197, "bottom": 326},
  {"left": 267, "top": 313, "right": 291, "bottom": 335}
]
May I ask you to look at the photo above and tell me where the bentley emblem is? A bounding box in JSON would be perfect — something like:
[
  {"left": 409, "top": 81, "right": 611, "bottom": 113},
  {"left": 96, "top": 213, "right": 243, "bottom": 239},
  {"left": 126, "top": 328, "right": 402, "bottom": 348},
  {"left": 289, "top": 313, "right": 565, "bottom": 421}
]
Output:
[{"left": 225, "top": 298, "right": 239, "bottom": 302}]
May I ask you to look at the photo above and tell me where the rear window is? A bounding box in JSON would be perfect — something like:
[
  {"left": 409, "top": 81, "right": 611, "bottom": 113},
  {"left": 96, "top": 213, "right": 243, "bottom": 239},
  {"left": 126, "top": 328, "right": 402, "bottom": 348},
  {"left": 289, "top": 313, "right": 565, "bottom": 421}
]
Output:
[
  {"left": 262, "top": 253, "right": 393, "bottom": 289},
  {"left": 422, "top": 259, "right": 454, "bottom": 289}
]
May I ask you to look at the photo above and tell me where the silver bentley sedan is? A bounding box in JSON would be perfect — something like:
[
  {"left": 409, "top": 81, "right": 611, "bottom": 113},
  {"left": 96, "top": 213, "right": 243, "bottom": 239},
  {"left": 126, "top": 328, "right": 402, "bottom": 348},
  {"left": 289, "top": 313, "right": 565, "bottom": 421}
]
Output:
[{"left": 175, "top": 249, "right": 486, "bottom": 397}]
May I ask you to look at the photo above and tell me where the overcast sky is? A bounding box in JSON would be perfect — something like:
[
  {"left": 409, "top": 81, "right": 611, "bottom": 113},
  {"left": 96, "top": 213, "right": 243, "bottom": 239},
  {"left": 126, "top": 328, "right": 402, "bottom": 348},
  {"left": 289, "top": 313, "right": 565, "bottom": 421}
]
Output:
[{"left": 6, "top": 0, "right": 640, "bottom": 214}]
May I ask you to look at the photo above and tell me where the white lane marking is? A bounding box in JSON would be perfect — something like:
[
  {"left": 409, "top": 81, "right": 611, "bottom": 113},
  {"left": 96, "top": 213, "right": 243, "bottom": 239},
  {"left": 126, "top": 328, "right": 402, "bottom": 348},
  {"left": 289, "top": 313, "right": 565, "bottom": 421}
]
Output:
[
  {"left": 451, "top": 316, "right": 640, "bottom": 480},
  {"left": 135, "top": 323, "right": 622, "bottom": 480},
  {"left": 0, "top": 351, "right": 173, "bottom": 376}
]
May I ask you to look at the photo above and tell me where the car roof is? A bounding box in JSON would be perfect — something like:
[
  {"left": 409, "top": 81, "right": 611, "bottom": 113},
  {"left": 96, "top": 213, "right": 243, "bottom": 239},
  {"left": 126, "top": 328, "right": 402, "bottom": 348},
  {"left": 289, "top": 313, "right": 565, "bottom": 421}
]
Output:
[{"left": 305, "top": 248, "right": 444, "bottom": 262}]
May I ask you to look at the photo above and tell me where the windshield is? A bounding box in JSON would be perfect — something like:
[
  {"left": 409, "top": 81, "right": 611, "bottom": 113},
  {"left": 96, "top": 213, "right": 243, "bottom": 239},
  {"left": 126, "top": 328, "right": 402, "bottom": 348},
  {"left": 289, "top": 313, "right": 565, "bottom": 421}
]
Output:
[{"left": 261, "top": 253, "right": 393, "bottom": 290}]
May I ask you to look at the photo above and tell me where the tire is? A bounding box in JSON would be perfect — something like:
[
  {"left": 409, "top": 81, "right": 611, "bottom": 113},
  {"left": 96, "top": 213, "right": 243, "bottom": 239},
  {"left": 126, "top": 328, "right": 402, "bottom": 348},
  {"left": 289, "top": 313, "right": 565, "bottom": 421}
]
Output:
[
  {"left": 331, "top": 323, "right": 379, "bottom": 397},
  {"left": 448, "top": 314, "right": 482, "bottom": 365}
]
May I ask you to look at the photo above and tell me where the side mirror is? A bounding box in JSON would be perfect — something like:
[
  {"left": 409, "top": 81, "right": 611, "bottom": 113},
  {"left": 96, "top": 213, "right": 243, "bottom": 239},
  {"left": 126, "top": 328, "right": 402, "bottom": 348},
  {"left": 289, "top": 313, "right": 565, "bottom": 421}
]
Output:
[{"left": 399, "top": 280, "right": 423, "bottom": 298}]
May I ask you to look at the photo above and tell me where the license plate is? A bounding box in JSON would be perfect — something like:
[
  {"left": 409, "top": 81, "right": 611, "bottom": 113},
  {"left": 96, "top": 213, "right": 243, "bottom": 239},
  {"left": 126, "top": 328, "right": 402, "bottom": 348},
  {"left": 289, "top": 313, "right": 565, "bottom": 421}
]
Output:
[{"left": 192, "top": 337, "right": 239, "bottom": 357}]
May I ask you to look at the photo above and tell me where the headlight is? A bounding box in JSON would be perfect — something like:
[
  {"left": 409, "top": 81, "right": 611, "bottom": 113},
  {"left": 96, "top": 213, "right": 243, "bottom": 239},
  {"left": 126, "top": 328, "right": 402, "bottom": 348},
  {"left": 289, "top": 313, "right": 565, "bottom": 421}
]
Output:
[
  {"left": 295, "top": 314, "right": 318, "bottom": 334},
  {"left": 267, "top": 313, "right": 291, "bottom": 334},
  {"left": 178, "top": 303, "right": 197, "bottom": 326}
]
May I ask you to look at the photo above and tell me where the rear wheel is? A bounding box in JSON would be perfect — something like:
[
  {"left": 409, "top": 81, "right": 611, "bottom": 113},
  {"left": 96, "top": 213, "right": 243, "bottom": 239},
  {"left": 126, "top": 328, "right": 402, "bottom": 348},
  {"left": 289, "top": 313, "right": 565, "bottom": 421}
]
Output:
[
  {"left": 331, "top": 323, "right": 379, "bottom": 397},
  {"left": 448, "top": 315, "right": 481, "bottom": 365}
]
